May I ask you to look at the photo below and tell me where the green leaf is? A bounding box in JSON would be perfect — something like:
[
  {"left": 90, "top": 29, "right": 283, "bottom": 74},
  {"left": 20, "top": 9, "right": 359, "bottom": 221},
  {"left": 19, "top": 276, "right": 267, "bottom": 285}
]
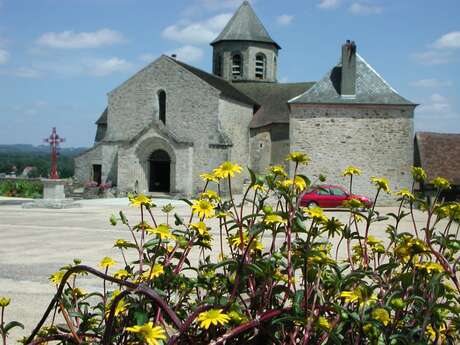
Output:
[
  {"left": 119, "top": 211, "right": 128, "bottom": 225},
  {"left": 180, "top": 198, "right": 193, "bottom": 206},
  {"left": 134, "top": 311, "right": 148, "bottom": 325},
  {"left": 247, "top": 167, "right": 256, "bottom": 186},
  {"left": 174, "top": 213, "right": 185, "bottom": 226},
  {"left": 3, "top": 321, "right": 24, "bottom": 333}
]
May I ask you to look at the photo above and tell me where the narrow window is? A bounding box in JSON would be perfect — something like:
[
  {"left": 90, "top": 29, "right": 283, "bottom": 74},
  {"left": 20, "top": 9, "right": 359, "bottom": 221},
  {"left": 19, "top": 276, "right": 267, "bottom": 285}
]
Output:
[
  {"left": 158, "top": 90, "right": 166, "bottom": 124},
  {"left": 214, "top": 53, "right": 222, "bottom": 76},
  {"left": 255, "top": 53, "right": 266, "bottom": 80},
  {"left": 232, "top": 54, "right": 242, "bottom": 77}
]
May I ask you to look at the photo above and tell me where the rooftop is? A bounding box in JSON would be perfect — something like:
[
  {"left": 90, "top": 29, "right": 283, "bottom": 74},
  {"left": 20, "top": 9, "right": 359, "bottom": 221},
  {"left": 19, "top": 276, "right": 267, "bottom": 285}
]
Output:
[{"left": 211, "top": 1, "right": 280, "bottom": 49}]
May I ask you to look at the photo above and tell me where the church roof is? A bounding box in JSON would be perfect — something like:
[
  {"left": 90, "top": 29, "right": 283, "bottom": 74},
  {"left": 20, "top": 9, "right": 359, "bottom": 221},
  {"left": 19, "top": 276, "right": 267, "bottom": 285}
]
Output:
[
  {"left": 211, "top": 1, "right": 281, "bottom": 49},
  {"left": 415, "top": 132, "right": 460, "bottom": 185},
  {"left": 170, "top": 57, "right": 258, "bottom": 106},
  {"left": 95, "top": 107, "right": 107, "bottom": 125},
  {"left": 232, "top": 82, "right": 314, "bottom": 128},
  {"left": 289, "top": 54, "right": 414, "bottom": 106}
]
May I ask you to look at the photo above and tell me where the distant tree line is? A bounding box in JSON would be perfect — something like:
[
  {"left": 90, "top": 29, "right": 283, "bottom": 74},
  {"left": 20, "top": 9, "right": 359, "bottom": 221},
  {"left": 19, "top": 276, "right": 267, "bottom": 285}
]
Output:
[{"left": 0, "top": 146, "right": 86, "bottom": 178}]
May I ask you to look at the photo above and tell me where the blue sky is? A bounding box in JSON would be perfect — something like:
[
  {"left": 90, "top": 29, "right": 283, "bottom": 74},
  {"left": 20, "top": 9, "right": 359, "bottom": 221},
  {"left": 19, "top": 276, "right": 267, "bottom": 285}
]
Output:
[{"left": 0, "top": 0, "right": 459, "bottom": 147}]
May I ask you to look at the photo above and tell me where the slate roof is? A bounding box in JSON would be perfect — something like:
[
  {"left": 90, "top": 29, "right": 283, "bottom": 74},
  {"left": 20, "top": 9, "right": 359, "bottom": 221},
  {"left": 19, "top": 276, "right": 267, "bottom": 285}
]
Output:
[
  {"left": 415, "top": 132, "right": 460, "bottom": 185},
  {"left": 95, "top": 107, "right": 107, "bottom": 125},
  {"left": 211, "top": 1, "right": 281, "bottom": 49},
  {"left": 171, "top": 57, "right": 258, "bottom": 106},
  {"left": 233, "top": 82, "right": 314, "bottom": 128},
  {"left": 289, "top": 54, "right": 414, "bottom": 106}
]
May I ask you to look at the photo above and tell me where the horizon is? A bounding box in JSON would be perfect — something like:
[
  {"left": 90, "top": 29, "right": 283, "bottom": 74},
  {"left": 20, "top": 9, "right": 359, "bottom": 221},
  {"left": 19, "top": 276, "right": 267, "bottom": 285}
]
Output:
[{"left": 0, "top": 0, "right": 459, "bottom": 147}]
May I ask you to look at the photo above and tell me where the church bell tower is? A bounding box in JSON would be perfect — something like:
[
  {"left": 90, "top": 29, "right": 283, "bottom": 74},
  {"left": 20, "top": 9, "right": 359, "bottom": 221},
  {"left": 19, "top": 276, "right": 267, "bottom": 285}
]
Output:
[{"left": 211, "top": 1, "right": 281, "bottom": 83}]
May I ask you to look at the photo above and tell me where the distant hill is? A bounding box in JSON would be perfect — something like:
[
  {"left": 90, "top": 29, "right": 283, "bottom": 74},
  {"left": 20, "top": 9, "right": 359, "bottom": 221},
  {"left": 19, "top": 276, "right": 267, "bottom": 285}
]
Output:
[{"left": 0, "top": 144, "right": 88, "bottom": 178}]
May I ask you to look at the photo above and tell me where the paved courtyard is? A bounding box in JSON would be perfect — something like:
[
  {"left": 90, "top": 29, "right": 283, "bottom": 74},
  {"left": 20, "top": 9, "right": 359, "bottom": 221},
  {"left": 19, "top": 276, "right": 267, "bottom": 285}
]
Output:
[{"left": 0, "top": 196, "right": 440, "bottom": 341}]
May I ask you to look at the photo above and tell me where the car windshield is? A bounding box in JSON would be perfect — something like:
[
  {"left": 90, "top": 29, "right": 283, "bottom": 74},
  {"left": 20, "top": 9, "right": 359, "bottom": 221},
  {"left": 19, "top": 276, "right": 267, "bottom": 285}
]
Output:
[{"left": 316, "top": 187, "right": 330, "bottom": 195}]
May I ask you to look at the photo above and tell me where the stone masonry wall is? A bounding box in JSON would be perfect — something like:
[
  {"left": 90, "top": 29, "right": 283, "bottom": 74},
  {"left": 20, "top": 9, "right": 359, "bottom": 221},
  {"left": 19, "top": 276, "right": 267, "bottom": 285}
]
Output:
[
  {"left": 74, "top": 144, "right": 103, "bottom": 184},
  {"left": 290, "top": 105, "right": 414, "bottom": 205},
  {"left": 213, "top": 41, "right": 278, "bottom": 82},
  {"left": 218, "top": 97, "right": 253, "bottom": 191}
]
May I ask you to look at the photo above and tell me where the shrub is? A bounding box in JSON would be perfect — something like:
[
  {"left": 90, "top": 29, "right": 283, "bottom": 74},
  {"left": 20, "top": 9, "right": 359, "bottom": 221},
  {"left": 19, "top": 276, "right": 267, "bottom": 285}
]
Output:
[
  {"left": 5, "top": 153, "right": 460, "bottom": 344},
  {"left": 0, "top": 180, "right": 43, "bottom": 198}
]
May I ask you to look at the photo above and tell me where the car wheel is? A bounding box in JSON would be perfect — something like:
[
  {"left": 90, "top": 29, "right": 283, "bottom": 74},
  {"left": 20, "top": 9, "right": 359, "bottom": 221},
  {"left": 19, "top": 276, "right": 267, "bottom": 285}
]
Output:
[{"left": 307, "top": 201, "right": 319, "bottom": 209}]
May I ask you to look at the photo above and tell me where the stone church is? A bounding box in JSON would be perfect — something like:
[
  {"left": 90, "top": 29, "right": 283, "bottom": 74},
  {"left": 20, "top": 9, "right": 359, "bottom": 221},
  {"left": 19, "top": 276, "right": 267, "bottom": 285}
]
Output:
[{"left": 75, "top": 1, "right": 415, "bottom": 200}]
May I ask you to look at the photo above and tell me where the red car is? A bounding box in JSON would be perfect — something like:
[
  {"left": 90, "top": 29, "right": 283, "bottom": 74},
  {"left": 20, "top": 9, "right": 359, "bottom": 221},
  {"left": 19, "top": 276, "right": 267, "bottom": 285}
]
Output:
[{"left": 300, "top": 185, "right": 372, "bottom": 208}]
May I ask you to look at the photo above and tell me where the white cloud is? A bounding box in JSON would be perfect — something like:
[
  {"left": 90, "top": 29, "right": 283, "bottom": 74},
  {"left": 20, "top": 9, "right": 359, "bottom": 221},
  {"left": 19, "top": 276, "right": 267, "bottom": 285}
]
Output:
[
  {"left": 0, "top": 49, "right": 9, "bottom": 64},
  {"left": 276, "top": 15, "right": 294, "bottom": 26},
  {"left": 14, "top": 67, "right": 41, "bottom": 78},
  {"left": 166, "top": 45, "right": 204, "bottom": 63},
  {"left": 417, "top": 93, "right": 459, "bottom": 123},
  {"left": 138, "top": 53, "right": 157, "bottom": 63},
  {"left": 36, "top": 29, "right": 125, "bottom": 49},
  {"left": 349, "top": 2, "right": 383, "bottom": 15},
  {"left": 317, "top": 0, "right": 341, "bottom": 10},
  {"left": 410, "top": 79, "right": 452, "bottom": 88},
  {"left": 433, "top": 31, "right": 460, "bottom": 49},
  {"left": 88, "top": 57, "right": 132, "bottom": 76},
  {"left": 162, "top": 13, "right": 232, "bottom": 45},
  {"left": 412, "top": 50, "right": 452, "bottom": 65}
]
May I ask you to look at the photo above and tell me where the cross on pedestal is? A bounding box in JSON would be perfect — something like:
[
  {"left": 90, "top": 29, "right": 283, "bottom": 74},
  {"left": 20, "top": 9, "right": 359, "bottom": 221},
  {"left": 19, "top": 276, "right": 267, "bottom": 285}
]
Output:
[{"left": 44, "top": 127, "right": 65, "bottom": 179}]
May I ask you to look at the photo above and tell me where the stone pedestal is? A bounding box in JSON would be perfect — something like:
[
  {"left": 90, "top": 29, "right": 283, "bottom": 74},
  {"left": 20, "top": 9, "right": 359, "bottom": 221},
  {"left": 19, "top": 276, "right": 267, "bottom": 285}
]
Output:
[{"left": 23, "top": 179, "right": 81, "bottom": 209}]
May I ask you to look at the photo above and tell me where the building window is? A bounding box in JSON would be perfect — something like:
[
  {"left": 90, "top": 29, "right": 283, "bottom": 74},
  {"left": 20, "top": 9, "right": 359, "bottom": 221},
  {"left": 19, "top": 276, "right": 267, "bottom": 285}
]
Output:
[
  {"left": 158, "top": 90, "right": 166, "bottom": 124},
  {"left": 255, "top": 53, "right": 266, "bottom": 80},
  {"left": 232, "top": 54, "right": 242, "bottom": 77},
  {"left": 214, "top": 53, "right": 222, "bottom": 77}
]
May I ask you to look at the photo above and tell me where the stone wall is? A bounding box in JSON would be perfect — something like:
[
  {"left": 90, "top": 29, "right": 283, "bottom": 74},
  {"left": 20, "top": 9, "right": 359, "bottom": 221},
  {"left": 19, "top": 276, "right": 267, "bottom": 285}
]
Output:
[
  {"left": 74, "top": 144, "right": 103, "bottom": 184},
  {"left": 218, "top": 97, "right": 253, "bottom": 191},
  {"left": 290, "top": 105, "right": 414, "bottom": 204},
  {"left": 213, "top": 41, "right": 278, "bottom": 82},
  {"left": 250, "top": 124, "right": 290, "bottom": 174}
]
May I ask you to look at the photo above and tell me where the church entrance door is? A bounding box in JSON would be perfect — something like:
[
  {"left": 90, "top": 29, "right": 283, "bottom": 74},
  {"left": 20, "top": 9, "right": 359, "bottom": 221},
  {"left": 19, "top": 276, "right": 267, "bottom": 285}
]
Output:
[{"left": 149, "top": 150, "right": 171, "bottom": 192}]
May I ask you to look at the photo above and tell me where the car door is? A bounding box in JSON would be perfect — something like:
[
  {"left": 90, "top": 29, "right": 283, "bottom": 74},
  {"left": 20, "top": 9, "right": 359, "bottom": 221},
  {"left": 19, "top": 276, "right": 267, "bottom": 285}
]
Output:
[
  {"left": 329, "top": 187, "right": 349, "bottom": 207},
  {"left": 316, "top": 186, "right": 333, "bottom": 207}
]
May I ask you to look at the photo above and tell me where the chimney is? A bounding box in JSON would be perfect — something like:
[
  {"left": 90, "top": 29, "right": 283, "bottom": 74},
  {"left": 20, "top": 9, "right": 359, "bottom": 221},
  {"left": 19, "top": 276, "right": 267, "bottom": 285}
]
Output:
[
  {"left": 341, "top": 40, "right": 356, "bottom": 97},
  {"left": 171, "top": 54, "right": 177, "bottom": 60}
]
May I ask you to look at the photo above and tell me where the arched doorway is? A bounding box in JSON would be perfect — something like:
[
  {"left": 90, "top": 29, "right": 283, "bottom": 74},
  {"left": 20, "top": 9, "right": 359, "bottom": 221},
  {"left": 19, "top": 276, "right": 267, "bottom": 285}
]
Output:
[{"left": 149, "top": 150, "right": 171, "bottom": 192}]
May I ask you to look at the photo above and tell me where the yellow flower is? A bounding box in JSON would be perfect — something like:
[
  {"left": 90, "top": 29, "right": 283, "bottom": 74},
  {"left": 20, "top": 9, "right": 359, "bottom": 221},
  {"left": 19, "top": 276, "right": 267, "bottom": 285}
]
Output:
[
  {"left": 200, "top": 172, "right": 219, "bottom": 183},
  {"left": 304, "top": 207, "right": 328, "bottom": 223},
  {"left": 394, "top": 237, "right": 428, "bottom": 262},
  {"left": 415, "top": 262, "right": 444, "bottom": 274},
  {"left": 339, "top": 287, "right": 377, "bottom": 307},
  {"left": 99, "top": 257, "right": 117, "bottom": 270},
  {"left": 72, "top": 288, "right": 87, "bottom": 298},
  {"left": 264, "top": 214, "right": 287, "bottom": 225},
  {"left": 372, "top": 308, "right": 390, "bottom": 326},
  {"left": 49, "top": 270, "right": 66, "bottom": 285},
  {"left": 342, "top": 166, "right": 362, "bottom": 177},
  {"left": 141, "top": 264, "right": 164, "bottom": 281},
  {"left": 126, "top": 322, "right": 167, "bottom": 345},
  {"left": 196, "top": 309, "right": 230, "bottom": 329},
  {"left": 114, "top": 239, "right": 129, "bottom": 249},
  {"left": 114, "top": 269, "right": 131, "bottom": 279},
  {"left": 148, "top": 224, "right": 176, "bottom": 241},
  {"left": 426, "top": 324, "right": 447, "bottom": 343},
  {"left": 411, "top": 166, "right": 427, "bottom": 182},
  {"left": 213, "top": 161, "right": 242, "bottom": 178},
  {"left": 318, "top": 316, "right": 331, "bottom": 331},
  {"left": 190, "top": 222, "right": 208, "bottom": 237},
  {"left": 252, "top": 183, "right": 266, "bottom": 192},
  {"left": 229, "top": 232, "right": 248, "bottom": 248},
  {"left": 286, "top": 152, "right": 310, "bottom": 165},
  {"left": 431, "top": 177, "right": 451, "bottom": 190},
  {"left": 191, "top": 199, "right": 215, "bottom": 219},
  {"left": 343, "top": 198, "right": 364, "bottom": 209},
  {"left": 129, "top": 194, "right": 155, "bottom": 208},
  {"left": 396, "top": 188, "right": 415, "bottom": 201},
  {"left": 200, "top": 190, "right": 220, "bottom": 202},
  {"left": 0, "top": 297, "right": 11, "bottom": 307},
  {"left": 370, "top": 177, "right": 391, "bottom": 193},
  {"left": 269, "top": 165, "right": 287, "bottom": 177},
  {"left": 106, "top": 291, "right": 130, "bottom": 317},
  {"left": 367, "top": 235, "right": 385, "bottom": 253}
]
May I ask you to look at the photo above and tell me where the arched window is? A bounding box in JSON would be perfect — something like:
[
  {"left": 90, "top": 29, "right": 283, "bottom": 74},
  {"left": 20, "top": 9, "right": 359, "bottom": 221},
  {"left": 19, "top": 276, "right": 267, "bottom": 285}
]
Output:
[
  {"left": 255, "top": 53, "right": 266, "bottom": 80},
  {"left": 158, "top": 90, "right": 166, "bottom": 124},
  {"left": 214, "top": 53, "right": 222, "bottom": 77},
  {"left": 232, "top": 54, "right": 242, "bottom": 77}
]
